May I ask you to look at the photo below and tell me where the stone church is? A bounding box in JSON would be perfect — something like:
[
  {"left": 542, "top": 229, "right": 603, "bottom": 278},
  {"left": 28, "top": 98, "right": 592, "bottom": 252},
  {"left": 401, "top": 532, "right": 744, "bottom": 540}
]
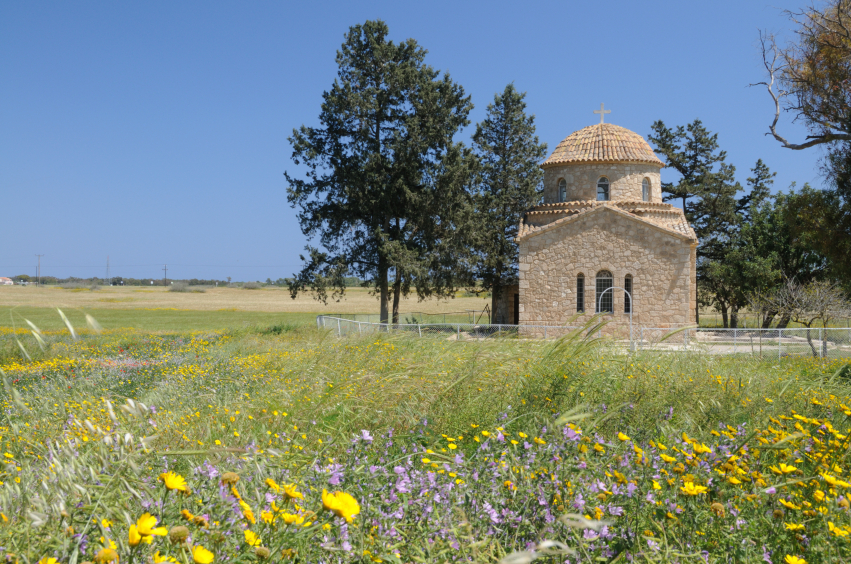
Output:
[{"left": 500, "top": 110, "right": 698, "bottom": 330}]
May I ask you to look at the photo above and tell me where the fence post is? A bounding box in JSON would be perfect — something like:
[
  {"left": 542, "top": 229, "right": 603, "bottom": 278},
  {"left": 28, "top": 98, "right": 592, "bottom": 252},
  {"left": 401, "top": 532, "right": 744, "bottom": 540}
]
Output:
[
  {"left": 640, "top": 327, "right": 644, "bottom": 350},
  {"left": 358, "top": 321, "right": 362, "bottom": 334},
  {"left": 498, "top": 325, "right": 501, "bottom": 337},
  {"left": 778, "top": 329, "right": 782, "bottom": 360},
  {"left": 457, "top": 324, "right": 460, "bottom": 340},
  {"left": 544, "top": 326, "right": 547, "bottom": 339},
  {"left": 733, "top": 329, "right": 737, "bottom": 354},
  {"left": 337, "top": 318, "right": 341, "bottom": 337},
  {"left": 820, "top": 327, "right": 825, "bottom": 358},
  {"left": 418, "top": 324, "right": 422, "bottom": 338},
  {"left": 317, "top": 316, "right": 322, "bottom": 329}
]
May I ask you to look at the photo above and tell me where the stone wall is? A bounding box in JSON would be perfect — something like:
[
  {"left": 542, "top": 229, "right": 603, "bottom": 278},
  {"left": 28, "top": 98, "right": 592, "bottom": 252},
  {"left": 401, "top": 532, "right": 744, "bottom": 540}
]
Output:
[
  {"left": 518, "top": 208, "right": 696, "bottom": 330},
  {"left": 543, "top": 162, "right": 662, "bottom": 204}
]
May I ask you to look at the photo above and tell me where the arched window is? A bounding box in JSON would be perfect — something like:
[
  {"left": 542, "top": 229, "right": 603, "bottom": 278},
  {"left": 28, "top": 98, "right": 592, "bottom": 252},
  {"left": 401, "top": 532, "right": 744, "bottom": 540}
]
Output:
[
  {"left": 642, "top": 178, "right": 650, "bottom": 202},
  {"left": 624, "top": 274, "right": 633, "bottom": 313},
  {"left": 558, "top": 179, "right": 567, "bottom": 202},
  {"left": 595, "top": 270, "right": 613, "bottom": 313},
  {"left": 597, "top": 177, "right": 610, "bottom": 201},
  {"left": 576, "top": 273, "right": 585, "bottom": 313}
]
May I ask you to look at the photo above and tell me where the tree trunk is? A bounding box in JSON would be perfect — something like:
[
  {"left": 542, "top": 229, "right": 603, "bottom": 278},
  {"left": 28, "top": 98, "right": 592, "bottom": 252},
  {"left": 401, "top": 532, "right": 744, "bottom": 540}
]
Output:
[
  {"left": 379, "top": 256, "right": 389, "bottom": 325},
  {"left": 805, "top": 324, "right": 818, "bottom": 357},
  {"left": 730, "top": 306, "right": 739, "bottom": 329},
  {"left": 720, "top": 305, "right": 729, "bottom": 329},
  {"left": 761, "top": 310, "right": 777, "bottom": 329},
  {"left": 391, "top": 268, "right": 402, "bottom": 325},
  {"left": 777, "top": 312, "right": 792, "bottom": 329}
]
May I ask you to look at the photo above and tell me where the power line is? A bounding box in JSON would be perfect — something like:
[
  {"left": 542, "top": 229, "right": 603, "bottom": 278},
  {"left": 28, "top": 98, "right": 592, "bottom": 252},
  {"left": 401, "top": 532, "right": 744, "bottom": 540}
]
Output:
[
  {"left": 35, "top": 254, "right": 44, "bottom": 285},
  {"left": 162, "top": 264, "right": 168, "bottom": 286}
]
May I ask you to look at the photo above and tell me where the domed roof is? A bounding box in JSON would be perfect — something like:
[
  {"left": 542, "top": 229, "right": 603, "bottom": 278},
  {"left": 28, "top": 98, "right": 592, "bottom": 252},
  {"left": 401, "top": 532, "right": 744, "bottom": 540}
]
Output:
[{"left": 542, "top": 123, "right": 664, "bottom": 167}]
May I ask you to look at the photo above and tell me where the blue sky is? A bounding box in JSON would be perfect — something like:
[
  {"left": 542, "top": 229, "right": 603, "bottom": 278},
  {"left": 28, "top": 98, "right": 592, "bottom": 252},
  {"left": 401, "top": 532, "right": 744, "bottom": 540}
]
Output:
[{"left": 1, "top": 0, "right": 823, "bottom": 282}]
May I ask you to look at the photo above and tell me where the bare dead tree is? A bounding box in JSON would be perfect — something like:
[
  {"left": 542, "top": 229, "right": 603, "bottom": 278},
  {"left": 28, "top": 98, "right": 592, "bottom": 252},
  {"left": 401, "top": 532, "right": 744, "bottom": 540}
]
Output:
[
  {"left": 765, "top": 279, "right": 850, "bottom": 355},
  {"left": 754, "top": 1, "right": 851, "bottom": 150}
]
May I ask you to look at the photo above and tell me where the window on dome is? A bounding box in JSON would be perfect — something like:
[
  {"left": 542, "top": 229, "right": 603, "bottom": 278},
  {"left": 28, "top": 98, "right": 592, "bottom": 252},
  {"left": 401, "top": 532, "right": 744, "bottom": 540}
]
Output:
[
  {"left": 595, "top": 270, "right": 613, "bottom": 313},
  {"left": 558, "top": 179, "right": 567, "bottom": 202},
  {"left": 597, "top": 177, "right": 610, "bottom": 201},
  {"left": 642, "top": 178, "right": 650, "bottom": 202}
]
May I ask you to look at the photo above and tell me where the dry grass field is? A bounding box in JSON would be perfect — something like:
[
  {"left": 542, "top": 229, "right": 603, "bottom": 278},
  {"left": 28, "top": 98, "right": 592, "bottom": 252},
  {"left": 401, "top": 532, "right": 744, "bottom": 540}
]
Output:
[
  {"left": 0, "top": 285, "right": 489, "bottom": 313},
  {"left": 0, "top": 285, "right": 492, "bottom": 331}
]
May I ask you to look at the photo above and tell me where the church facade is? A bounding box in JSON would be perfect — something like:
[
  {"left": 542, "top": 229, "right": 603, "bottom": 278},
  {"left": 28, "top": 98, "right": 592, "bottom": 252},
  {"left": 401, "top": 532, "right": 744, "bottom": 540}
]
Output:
[{"left": 506, "top": 117, "right": 698, "bottom": 330}]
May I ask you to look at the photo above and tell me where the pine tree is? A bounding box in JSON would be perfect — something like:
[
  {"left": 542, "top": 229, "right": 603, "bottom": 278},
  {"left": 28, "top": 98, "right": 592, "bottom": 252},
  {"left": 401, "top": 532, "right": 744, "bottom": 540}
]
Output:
[
  {"left": 285, "top": 20, "right": 476, "bottom": 324},
  {"left": 649, "top": 120, "right": 743, "bottom": 323},
  {"left": 471, "top": 84, "right": 547, "bottom": 324}
]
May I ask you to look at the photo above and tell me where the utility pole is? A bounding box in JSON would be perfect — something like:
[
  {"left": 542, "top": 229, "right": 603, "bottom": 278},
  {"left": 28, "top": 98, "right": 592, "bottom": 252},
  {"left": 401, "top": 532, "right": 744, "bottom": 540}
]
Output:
[
  {"left": 162, "top": 264, "right": 168, "bottom": 287},
  {"left": 105, "top": 256, "right": 110, "bottom": 286},
  {"left": 35, "top": 254, "right": 44, "bottom": 285}
]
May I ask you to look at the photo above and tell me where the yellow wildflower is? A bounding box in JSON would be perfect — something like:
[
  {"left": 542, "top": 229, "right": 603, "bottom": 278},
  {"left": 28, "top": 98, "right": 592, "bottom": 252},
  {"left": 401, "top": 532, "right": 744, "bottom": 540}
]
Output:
[
  {"left": 829, "top": 521, "right": 850, "bottom": 537},
  {"left": 244, "top": 529, "right": 261, "bottom": 546},
  {"left": 282, "top": 483, "right": 303, "bottom": 500},
  {"left": 265, "top": 478, "right": 280, "bottom": 493},
  {"left": 128, "top": 524, "right": 142, "bottom": 547},
  {"left": 135, "top": 513, "right": 167, "bottom": 537},
  {"left": 679, "top": 482, "right": 707, "bottom": 496},
  {"left": 192, "top": 545, "right": 214, "bottom": 564},
  {"left": 321, "top": 489, "right": 360, "bottom": 523},
  {"left": 158, "top": 471, "right": 189, "bottom": 493},
  {"left": 770, "top": 464, "right": 797, "bottom": 475}
]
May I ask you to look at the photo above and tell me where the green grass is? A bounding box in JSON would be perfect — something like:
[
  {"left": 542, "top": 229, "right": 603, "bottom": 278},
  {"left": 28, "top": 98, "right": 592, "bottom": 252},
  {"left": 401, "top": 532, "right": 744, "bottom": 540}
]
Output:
[
  {"left": 0, "top": 306, "right": 318, "bottom": 332},
  {"left": 3, "top": 321, "right": 851, "bottom": 562}
]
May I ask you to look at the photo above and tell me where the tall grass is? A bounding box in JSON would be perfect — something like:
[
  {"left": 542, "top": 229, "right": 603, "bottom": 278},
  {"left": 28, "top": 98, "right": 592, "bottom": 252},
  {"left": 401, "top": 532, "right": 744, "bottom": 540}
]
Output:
[{"left": 2, "top": 322, "right": 851, "bottom": 561}]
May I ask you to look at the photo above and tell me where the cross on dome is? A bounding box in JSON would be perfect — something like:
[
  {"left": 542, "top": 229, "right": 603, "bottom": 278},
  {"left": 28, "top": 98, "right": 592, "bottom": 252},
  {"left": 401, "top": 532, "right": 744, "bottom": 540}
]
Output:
[{"left": 593, "top": 103, "right": 611, "bottom": 124}]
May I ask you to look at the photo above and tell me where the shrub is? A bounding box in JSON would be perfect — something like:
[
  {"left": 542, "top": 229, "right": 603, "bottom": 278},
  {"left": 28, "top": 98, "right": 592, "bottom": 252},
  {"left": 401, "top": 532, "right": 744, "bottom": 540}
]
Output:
[{"left": 243, "top": 281, "right": 263, "bottom": 289}]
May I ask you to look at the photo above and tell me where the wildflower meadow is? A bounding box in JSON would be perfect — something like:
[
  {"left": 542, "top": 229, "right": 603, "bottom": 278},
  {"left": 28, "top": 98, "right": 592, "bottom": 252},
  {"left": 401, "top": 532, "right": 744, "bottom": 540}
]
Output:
[{"left": 1, "top": 316, "right": 851, "bottom": 563}]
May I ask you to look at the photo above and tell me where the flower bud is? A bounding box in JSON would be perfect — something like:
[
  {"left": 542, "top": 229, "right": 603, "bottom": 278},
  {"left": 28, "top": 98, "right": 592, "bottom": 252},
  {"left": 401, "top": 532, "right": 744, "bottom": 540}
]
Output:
[
  {"left": 169, "top": 525, "right": 190, "bottom": 544},
  {"left": 254, "top": 547, "right": 271, "bottom": 560},
  {"left": 221, "top": 472, "right": 240, "bottom": 485}
]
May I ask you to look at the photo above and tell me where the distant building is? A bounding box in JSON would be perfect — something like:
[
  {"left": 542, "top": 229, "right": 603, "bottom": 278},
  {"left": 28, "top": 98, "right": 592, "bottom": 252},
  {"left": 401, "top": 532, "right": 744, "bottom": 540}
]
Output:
[{"left": 0, "top": 278, "right": 13, "bottom": 286}]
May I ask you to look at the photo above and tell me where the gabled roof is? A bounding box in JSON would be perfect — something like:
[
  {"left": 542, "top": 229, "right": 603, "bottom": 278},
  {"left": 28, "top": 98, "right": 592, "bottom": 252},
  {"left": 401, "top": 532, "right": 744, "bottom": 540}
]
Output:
[
  {"left": 516, "top": 203, "right": 697, "bottom": 243},
  {"left": 542, "top": 123, "right": 664, "bottom": 167}
]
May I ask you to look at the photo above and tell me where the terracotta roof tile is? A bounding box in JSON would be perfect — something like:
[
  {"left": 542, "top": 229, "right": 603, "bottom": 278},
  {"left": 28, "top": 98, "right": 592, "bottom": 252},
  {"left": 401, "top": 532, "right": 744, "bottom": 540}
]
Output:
[
  {"left": 517, "top": 201, "right": 697, "bottom": 242},
  {"left": 542, "top": 123, "right": 664, "bottom": 167}
]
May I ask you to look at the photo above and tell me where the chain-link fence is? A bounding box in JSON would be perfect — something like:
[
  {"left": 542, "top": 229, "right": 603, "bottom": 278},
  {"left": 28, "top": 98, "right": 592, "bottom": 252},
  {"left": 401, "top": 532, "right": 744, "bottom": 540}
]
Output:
[
  {"left": 637, "top": 327, "right": 851, "bottom": 359},
  {"left": 330, "top": 310, "right": 492, "bottom": 325},
  {"left": 317, "top": 316, "right": 579, "bottom": 340},
  {"left": 317, "top": 316, "right": 851, "bottom": 359}
]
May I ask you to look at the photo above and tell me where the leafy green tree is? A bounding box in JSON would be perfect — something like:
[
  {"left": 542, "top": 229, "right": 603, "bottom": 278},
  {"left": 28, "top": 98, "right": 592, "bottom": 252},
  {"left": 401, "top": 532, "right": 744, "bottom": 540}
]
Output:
[
  {"left": 285, "top": 20, "right": 476, "bottom": 323},
  {"left": 698, "top": 161, "right": 776, "bottom": 327},
  {"left": 755, "top": 3, "right": 851, "bottom": 280},
  {"left": 648, "top": 120, "right": 742, "bottom": 323},
  {"left": 471, "top": 84, "right": 547, "bottom": 324}
]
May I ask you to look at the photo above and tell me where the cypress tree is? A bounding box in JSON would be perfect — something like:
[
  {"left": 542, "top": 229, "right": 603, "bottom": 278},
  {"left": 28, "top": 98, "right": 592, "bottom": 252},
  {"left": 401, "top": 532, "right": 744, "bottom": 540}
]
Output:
[{"left": 471, "top": 84, "right": 547, "bottom": 323}]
